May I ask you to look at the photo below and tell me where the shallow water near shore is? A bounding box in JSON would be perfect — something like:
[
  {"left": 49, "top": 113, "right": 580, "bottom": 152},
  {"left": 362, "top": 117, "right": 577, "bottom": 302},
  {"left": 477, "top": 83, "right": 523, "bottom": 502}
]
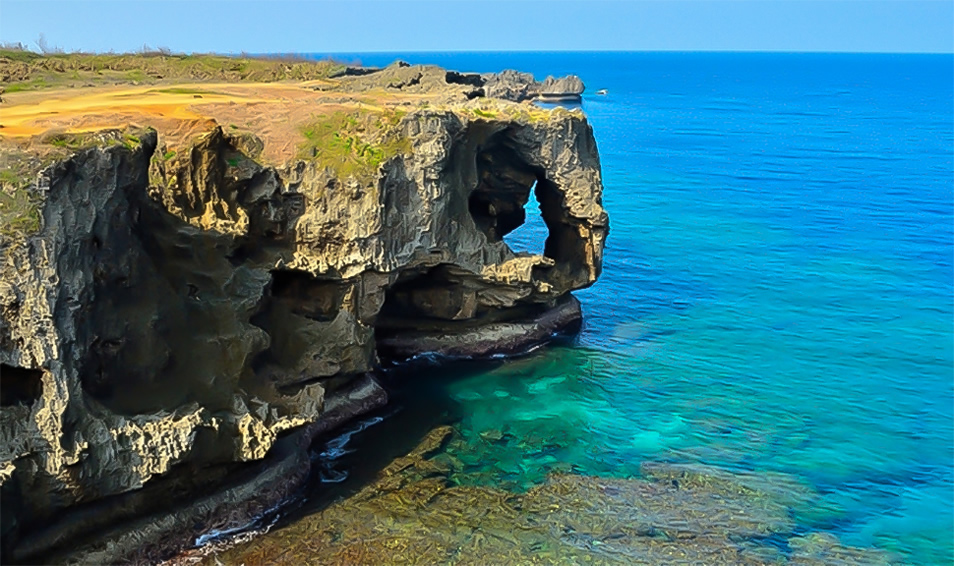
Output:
[{"left": 205, "top": 52, "right": 952, "bottom": 564}]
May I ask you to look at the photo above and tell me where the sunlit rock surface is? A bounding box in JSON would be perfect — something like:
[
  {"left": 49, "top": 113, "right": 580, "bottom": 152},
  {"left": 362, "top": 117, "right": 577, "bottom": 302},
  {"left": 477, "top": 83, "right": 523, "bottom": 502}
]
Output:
[{"left": 0, "top": 60, "right": 606, "bottom": 562}]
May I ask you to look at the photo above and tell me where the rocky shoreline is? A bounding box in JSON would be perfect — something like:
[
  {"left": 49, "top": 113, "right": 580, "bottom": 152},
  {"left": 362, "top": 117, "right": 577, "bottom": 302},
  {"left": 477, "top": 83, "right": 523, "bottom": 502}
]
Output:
[
  {"left": 20, "top": 374, "right": 388, "bottom": 565},
  {"left": 184, "top": 425, "right": 896, "bottom": 566},
  {"left": 13, "top": 307, "right": 587, "bottom": 565},
  {"left": 0, "top": 55, "right": 606, "bottom": 563}
]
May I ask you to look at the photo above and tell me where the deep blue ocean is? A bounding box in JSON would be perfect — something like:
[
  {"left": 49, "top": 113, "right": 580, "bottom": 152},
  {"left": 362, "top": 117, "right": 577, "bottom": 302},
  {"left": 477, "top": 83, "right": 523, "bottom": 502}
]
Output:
[{"left": 296, "top": 52, "right": 953, "bottom": 564}]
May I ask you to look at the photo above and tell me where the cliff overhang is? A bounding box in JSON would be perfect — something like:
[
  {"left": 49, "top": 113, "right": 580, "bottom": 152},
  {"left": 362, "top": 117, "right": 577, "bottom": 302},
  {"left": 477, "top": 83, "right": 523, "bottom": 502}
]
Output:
[{"left": 0, "top": 58, "right": 607, "bottom": 563}]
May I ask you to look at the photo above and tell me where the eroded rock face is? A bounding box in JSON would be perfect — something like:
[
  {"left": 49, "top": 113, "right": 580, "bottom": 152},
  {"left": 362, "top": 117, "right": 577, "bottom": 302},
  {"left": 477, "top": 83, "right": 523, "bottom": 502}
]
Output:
[{"left": 0, "top": 90, "right": 606, "bottom": 560}]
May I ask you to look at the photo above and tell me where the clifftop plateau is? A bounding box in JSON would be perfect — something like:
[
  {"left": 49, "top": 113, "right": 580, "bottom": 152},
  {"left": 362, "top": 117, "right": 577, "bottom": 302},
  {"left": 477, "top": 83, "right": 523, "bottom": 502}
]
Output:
[{"left": 0, "top": 53, "right": 606, "bottom": 563}]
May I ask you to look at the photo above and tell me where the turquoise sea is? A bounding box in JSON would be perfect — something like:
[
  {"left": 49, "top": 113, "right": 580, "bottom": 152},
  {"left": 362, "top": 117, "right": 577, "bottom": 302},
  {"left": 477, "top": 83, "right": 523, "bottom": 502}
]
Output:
[{"left": 290, "top": 52, "right": 953, "bottom": 565}]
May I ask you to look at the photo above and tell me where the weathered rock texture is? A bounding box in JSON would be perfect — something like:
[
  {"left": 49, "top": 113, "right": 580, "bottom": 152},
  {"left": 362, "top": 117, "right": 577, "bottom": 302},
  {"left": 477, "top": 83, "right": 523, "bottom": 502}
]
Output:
[
  {"left": 0, "top": 68, "right": 606, "bottom": 562},
  {"left": 337, "top": 64, "right": 587, "bottom": 103},
  {"left": 482, "top": 69, "right": 587, "bottom": 102}
]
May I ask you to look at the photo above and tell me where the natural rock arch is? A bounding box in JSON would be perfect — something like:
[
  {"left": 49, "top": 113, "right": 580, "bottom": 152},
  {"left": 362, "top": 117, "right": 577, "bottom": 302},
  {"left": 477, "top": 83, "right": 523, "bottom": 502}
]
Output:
[{"left": 465, "top": 127, "right": 586, "bottom": 273}]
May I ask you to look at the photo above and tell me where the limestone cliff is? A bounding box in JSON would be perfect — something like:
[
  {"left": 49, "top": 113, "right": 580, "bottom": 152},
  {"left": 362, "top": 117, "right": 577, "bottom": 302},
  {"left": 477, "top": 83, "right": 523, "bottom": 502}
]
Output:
[{"left": 0, "top": 61, "right": 607, "bottom": 562}]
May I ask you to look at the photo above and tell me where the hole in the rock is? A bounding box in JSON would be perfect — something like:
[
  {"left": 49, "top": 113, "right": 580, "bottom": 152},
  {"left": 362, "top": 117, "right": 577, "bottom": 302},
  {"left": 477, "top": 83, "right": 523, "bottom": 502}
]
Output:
[
  {"left": 1, "top": 365, "right": 42, "bottom": 407},
  {"left": 534, "top": 176, "right": 576, "bottom": 266},
  {"left": 467, "top": 132, "right": 569, "bottom": 260},
  {"left": 503, "top": 181, "right": 547, "bottom": 256},
  {"left": 468, "top": 146, "right": 532, "bottom": 244}
]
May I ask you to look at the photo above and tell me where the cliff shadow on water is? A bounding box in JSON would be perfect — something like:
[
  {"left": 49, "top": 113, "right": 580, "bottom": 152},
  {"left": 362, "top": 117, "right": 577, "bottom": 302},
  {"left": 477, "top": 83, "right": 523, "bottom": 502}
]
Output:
[{"left": 256, "top": 352, "right": 577, "bottom": 530}]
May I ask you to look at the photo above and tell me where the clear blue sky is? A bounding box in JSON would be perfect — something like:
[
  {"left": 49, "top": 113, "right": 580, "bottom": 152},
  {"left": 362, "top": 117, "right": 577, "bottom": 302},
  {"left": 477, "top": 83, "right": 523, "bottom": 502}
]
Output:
[{"left": 1, "top": 1, "right": 951, "bottom": 54}]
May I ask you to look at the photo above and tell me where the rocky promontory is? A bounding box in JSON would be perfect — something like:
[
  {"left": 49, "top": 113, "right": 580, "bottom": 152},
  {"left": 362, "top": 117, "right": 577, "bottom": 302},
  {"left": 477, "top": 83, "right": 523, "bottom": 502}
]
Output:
[
  {"left": 0, "top": 54, "right": 606, "bottom": 563},
  {"left": 480, "top": 69, "right": 586, "bottom": 102}
]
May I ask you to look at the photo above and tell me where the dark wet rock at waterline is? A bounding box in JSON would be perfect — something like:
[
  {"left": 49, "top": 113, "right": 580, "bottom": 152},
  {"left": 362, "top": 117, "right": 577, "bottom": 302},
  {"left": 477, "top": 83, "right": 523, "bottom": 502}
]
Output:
[
  {"left": 18, "top": 375, "right": 387, "bottom": 566},
  {"left": 377, "top": 294, "right": 583, "bottom": 362}
]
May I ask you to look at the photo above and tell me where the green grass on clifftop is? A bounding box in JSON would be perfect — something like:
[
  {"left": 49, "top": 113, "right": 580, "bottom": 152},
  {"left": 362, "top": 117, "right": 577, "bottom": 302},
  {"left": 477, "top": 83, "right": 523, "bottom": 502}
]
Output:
[
  {"left": 0, "top": 186, "right": 41, "bottom": 240},
  {"left": 0, "top": 127, "right": 152, "bottom": 241},
  {"left": 0, "top": 49, "right": 346, "bottom": 92},
  {"left": 40, "top": 129, "right": 147, "bottom": 151},
  {"left": 297, "top": 108, "right": 410, "bottom": 183},
  {"left": 0, "top": 149, "right": 50, "bottom": 241}
]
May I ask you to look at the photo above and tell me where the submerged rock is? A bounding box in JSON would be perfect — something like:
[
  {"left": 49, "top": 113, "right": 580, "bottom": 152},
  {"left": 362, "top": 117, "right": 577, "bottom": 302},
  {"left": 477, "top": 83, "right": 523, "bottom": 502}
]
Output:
[
  {"left": 0, "top": 62, "right": 606, "bottom": 562},
  {"left": 195, "top": 426, "right": 896, "bottom": 566}
]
